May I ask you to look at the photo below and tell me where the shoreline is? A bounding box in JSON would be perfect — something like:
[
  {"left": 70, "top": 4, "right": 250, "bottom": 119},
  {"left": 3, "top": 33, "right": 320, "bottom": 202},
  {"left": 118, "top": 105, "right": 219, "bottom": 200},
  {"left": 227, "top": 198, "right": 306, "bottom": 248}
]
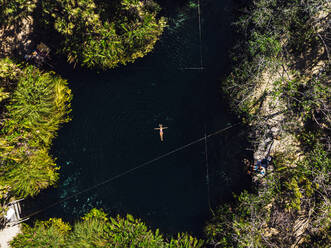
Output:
[
  {"left": 1, "top": 1, "right": 329, "bottom": 247},
  {"left": 206, "top": 1, "right": 330, "bottom": 246}
]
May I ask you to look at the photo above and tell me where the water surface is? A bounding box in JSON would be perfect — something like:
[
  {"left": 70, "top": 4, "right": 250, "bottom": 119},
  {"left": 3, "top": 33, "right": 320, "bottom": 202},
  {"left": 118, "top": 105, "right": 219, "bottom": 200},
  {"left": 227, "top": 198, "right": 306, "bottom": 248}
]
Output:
[{"left": 31, "top": 0, "right": 251, "bottom": 236}]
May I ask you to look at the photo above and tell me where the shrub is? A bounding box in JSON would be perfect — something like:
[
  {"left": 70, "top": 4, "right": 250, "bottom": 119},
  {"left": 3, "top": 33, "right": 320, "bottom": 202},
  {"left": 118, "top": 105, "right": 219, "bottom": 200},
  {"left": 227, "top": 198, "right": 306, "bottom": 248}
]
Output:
[
  {"left": 11, "top": 209, "right": 204, "bottom": 248},
  {"left": 0, "top": 59, "right": 72, "bottom": 197},
  {"left": 10, "top": 218, "right": 71, "bottom": 248}
]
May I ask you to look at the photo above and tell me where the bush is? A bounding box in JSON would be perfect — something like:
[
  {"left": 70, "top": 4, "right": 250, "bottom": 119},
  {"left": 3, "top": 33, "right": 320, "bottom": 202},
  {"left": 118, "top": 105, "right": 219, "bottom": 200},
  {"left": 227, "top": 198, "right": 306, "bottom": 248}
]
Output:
[
  {"left": 11, "top": 209, "right": 204, "bottom": 248},
  {"left": 10, "top": 218, "right": 71, "bottom": 248},
  {"left": 0, "top": 58, "right": 72, "bottom": 197}
]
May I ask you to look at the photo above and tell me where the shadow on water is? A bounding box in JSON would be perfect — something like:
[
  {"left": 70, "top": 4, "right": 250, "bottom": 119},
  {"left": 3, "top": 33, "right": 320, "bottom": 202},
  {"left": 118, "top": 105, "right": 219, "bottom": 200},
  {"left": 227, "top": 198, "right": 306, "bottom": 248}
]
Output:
[{"left": 26, "top": 0, "right": 252, "bottom": 237}]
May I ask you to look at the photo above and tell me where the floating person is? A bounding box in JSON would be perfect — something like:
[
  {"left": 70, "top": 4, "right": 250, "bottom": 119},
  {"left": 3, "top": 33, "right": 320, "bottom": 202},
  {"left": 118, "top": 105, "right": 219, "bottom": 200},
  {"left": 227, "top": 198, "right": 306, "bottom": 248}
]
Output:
[{"left": 154, "top": 124, "right": 168, "bottom": 141}]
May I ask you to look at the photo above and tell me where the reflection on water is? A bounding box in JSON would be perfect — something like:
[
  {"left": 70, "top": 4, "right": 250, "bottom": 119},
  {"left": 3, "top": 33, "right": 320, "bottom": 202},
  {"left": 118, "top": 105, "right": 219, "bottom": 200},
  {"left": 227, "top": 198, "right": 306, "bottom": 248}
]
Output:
[{"left": 29, "top": 0, "right": 251, "bottom": 236}]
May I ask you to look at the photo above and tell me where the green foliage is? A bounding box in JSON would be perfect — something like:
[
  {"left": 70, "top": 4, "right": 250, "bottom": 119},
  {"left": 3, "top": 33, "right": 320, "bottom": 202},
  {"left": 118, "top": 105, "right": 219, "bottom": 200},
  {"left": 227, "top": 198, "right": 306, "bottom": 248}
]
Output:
[
  {"left": 11, "top": 209, "right": 203, "bottom": 248},
  {"left": 103, "top": 213, "right": 165, "bottom": 247},
  {"left": 0, "top": 88, "right": 10, "bottom": 103},
  {"left": 0, "top": 58, "right": 21, "bottom": 86},
  {"left": 206, "top": 143, "right": 330, "bottom": 246},
  {"left": 205, "top": 182, "right": 279, "bottom": 248},
  {"left": 168, "top": 233, "right": 204, "bottom": 248},
  {"left": 0, "top": 58, "right": 72, "bottom": 197},
  {"left": 0, "top": 185, "right": 10, "bottom": 220},
  {"left": 210, "top": 0, "right": 331, "bottom": 247},
  {"left": 301, "top": 230, "right": 331, "bottom": 248},
  {"left": 223, "top": 0, "right": 330, "bottom": 119},
  {"left": 278, "top": 144, "right": 330, "bottom": 211},
  {"left": 206, "top": 142, "right": 330, "bottom": 247},
  {"left": 0, "top": 149, "right": 59, "bottom": 197},
  {"left": 0, "top": 185, "right": 10, "bottom": 200},
  {"left": 68, "top": 213, "right": 166, "bottom": 247},
  {"left": 42, "top": 0, "right": 166, "bottom": 69},
  {"left": 0, "top": 0, "right": 36, "bottom": 26},
  {"left": 284, "top": 177, "right": 303, "bottom": 210},
  {"left": 4, "top": 66, "right": 72, "bottom": 147},
  {"left": 272, "top": 70, "right": 331, "bottom": 124},
  {"left": 249, "top": 32, "right": 281, "bottom": 57},
  {"left": 65, "top": 218, "right": 110, "bottom": 248},
  {"left": 81, "top": 207, "right": 109, "bottom": 222},
  {"left": 205, "top": 204, "right": 235, "bottom": 247},
  {"left": 10, "top": 218, "right": 71, "bottom": 248}
]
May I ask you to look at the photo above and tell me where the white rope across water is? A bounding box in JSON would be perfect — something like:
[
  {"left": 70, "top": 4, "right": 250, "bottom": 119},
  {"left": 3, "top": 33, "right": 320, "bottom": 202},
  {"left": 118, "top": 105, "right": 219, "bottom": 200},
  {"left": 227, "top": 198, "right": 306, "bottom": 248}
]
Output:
[
  {"left": 24, "top": 123, "right": 240, "bottom": 219},
  {"left": 24, "top": 0, "right": 235, "bottom": 219}
]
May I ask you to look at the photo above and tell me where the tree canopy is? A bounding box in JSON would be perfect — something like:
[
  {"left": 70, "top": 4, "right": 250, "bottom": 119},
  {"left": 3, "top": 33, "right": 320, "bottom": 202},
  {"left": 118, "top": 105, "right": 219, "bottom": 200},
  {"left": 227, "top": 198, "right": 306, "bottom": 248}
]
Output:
[
  {"left": 11, "top": 209, "right": 204, "bottom": 248},
  {"left": 206, "top": 0, "right": 330, "bottom": 247},
  {"left": 0, "top": 58, "right": 72, "bottom": 198},
  {"left": 41, "top": 0, "right": 166, "bottom": 69},
  {"left": 0, "top": 0, "right": 37, "bottom": 26}
]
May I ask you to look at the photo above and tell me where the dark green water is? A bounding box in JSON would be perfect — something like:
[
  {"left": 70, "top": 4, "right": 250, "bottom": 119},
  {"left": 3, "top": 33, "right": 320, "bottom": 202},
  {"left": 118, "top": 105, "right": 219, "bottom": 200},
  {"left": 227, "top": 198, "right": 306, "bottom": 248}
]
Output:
[{"left": 30, "top": 0, "right": 251, "bottom": 236}]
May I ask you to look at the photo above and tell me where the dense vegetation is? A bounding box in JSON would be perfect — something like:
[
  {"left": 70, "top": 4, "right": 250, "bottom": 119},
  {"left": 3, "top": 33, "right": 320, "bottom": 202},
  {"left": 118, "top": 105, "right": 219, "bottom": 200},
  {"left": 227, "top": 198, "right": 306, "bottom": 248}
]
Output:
[
  {"left": 0, "top": 0, "right": 166, "bottom": 69},
  {"left": 206, "top": 145, "right": 330, "bottom": 247},
  {"left": 0, "top": 0, "right": 37, "bottom": 26},
  {"left": 11, "top": 208, "right": 204, "bottom": 248},
  {"left": 0, "top": 58, "right": 72, "bottom": 201},
  {"left": 0, "top": 0, "right": 329, "bottom": 247},
  {"left": 206, "top": 0, "right": 330, "bottom": 247},
  {"left": 0, "top": 0, "right": 165, "bottom": 222},
  {"left": 0, "top": 1, "right": 200, "bottom": 247},
  {"left": 40, "top": 0, "right": 166, "bottom": 69}
]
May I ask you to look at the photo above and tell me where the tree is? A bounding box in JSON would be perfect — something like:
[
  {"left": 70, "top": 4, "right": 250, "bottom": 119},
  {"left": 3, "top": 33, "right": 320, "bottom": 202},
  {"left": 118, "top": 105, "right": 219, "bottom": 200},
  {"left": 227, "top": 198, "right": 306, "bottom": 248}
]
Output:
[
  {"left": 0, "top": 58, "right": 72, "bottom": 197},
  {"left": 0, "top": 0, "right": 37, "bottom": 26},
  {"left": 209, "top": 1, "right": 330, "bottom": 246},
  {"left": 41, "top": 0, "right": 167, "bottom": 69},
  {"left": 11, "top": 209, "right": 204, "bottom": 248}
]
